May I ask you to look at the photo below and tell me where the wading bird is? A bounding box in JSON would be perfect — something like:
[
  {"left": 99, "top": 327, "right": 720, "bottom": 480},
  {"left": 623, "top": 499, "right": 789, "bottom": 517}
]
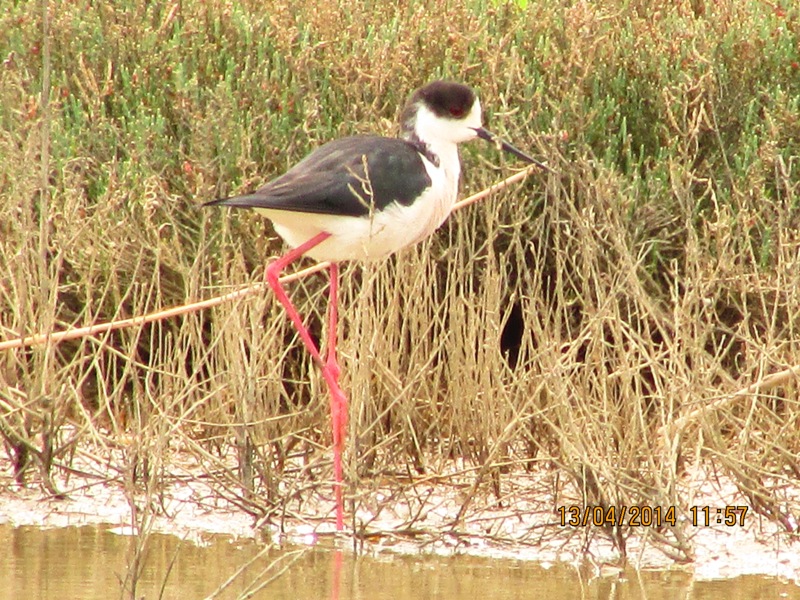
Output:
[{"left": 205, "top": 81, "right": 544, "bottom": 530}]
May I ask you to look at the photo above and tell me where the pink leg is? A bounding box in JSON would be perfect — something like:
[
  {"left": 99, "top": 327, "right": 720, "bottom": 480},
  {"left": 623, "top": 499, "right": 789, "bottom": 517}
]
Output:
[
  {"left": 326, "top": 263, "right": 347, "bottom": 529},
  {"left": 264, "top": 232, "right": 347, "bottom": 531},
  {"left": 326, "top": 263, "right": 341, "bottom": 381}
]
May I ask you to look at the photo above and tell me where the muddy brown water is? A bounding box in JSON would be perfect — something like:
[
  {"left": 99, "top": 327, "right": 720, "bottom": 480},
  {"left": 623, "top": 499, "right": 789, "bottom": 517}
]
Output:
[{"left": 1, "top": 525, "right": 797, "bottom": 599}]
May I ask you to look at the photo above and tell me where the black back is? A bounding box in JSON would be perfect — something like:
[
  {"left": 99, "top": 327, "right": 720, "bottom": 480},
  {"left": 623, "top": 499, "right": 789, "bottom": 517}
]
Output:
[{"left": 205, "top": 136, "right": 432, "bottom": 218}]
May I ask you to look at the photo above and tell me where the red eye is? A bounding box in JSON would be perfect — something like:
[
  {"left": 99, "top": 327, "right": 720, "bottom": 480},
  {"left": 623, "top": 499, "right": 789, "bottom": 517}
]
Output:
[{"left": 449, "top": 106, "right": 465, "bottom": 117}]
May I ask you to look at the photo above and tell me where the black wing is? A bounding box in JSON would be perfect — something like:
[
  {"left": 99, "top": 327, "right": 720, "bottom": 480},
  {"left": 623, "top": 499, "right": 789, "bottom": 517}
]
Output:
[{"left": 205, "top": 136, "right": 432, "bottom": 218}]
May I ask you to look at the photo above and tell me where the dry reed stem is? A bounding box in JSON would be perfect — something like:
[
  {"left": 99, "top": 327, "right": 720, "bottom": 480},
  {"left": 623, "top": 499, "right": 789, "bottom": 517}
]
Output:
[
  {"left": 0, "top": 165, "right": 542, "bottom": 352},
  {"left": 660, "top": 363, "right": 800, "bottom": 439}
]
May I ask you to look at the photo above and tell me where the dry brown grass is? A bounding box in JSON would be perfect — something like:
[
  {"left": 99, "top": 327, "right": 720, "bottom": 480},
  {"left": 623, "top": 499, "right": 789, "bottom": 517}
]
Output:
[{"left": 1, "top": 0, "right": 799, "bottom": 565}]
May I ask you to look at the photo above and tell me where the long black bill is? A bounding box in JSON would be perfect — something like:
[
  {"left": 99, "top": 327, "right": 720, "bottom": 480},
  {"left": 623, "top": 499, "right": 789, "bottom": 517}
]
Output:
[{"left": 474, "top": 127, "right": 552, "bottom": 172}]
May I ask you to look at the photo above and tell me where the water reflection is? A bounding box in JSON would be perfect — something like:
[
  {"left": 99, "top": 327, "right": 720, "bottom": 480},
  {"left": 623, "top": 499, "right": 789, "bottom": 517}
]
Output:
[
  {"left": 331, "top": 550, "right": 343, "bottom": 600},
  {"left": 0, "top": 525, "right": 797, "bottom": 600}
]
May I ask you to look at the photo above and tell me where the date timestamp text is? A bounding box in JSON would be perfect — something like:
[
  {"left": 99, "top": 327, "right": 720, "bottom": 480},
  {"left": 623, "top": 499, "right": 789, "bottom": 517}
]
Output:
[{"left": 557, "top": 505, "right": 749, "bottom": 527}]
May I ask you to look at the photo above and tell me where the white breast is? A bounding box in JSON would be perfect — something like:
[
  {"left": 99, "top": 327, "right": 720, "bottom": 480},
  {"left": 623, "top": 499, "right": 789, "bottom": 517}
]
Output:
[{"left": 263, "top": 144, "right": 462, "bottom": 263}]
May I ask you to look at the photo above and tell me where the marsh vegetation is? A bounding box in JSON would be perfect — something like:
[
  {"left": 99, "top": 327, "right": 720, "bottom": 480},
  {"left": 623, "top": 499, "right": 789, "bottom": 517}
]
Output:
[{"left": 2, "top": 0, "right": 799, "bottom": 568}]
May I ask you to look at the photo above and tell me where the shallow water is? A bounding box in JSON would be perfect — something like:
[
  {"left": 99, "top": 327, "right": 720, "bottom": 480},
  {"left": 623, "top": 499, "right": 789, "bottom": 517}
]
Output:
[{"left": 0, "top": 525, "right": 797, "bottom": 599}]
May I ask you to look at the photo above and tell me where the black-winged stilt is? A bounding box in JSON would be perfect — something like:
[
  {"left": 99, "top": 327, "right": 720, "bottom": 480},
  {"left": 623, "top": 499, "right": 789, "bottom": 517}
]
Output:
[{"left": 205, "top": 81, "right": 543, "bottom": 530}]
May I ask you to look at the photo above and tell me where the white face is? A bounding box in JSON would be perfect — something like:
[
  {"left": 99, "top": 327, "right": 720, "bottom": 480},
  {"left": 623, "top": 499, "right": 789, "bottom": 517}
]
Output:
[{"left": 415, "top": 98, "right": 483, "bottom": 144}]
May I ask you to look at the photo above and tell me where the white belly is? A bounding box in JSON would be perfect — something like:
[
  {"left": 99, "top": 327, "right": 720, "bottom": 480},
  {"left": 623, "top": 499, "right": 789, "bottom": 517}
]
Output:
[{"left": 261, "top": 152, "right": 460, "bottom": 263}]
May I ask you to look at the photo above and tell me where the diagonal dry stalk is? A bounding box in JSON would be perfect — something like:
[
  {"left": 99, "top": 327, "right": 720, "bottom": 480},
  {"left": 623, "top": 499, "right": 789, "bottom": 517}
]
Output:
[
  {"left": 659, "top": 364, "right": 800, "bottom": 440},
  {"left": 0, "top": 165, "right": 542, "bottom": 353}
]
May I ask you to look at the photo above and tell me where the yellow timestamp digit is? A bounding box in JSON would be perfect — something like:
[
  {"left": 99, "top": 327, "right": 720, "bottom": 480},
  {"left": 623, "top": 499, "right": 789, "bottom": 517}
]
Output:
[
  {"left": 558, "top": 505, "right": 580, "bottom": 526},
  {"left": 725, "top": 505, "right": 748, "bottom": 526},
  {"left": 690, "top": 505, "right": 748, "bottom": 526}
]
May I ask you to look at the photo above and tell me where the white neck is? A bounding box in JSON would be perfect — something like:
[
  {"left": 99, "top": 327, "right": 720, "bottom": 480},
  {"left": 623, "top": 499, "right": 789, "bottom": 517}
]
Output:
[{"left": 407, "top": 102, "right": 480, "bottom": 179}]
